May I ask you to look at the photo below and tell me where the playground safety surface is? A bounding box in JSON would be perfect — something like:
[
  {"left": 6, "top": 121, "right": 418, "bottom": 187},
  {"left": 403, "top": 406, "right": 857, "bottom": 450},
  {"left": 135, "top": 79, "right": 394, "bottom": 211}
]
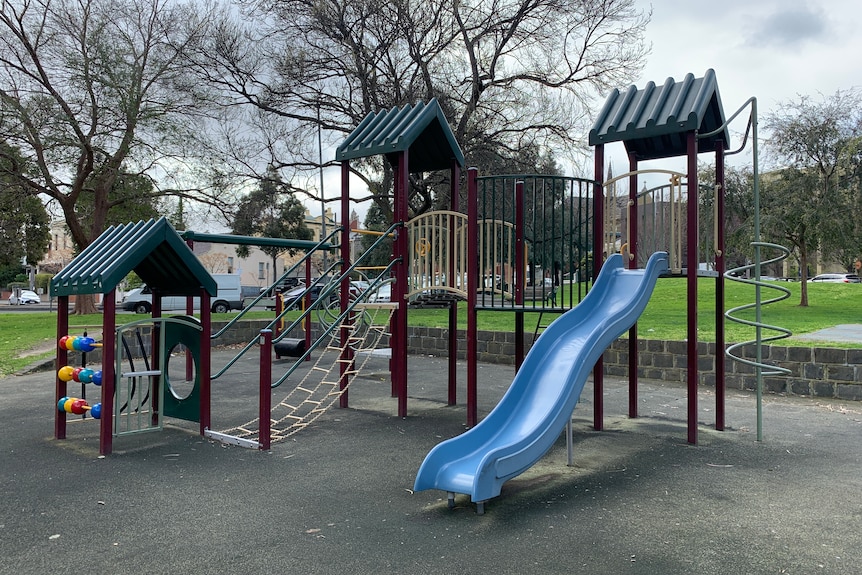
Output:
[{"left": 2, "top": 349, "right": 861, "bottom": 575}]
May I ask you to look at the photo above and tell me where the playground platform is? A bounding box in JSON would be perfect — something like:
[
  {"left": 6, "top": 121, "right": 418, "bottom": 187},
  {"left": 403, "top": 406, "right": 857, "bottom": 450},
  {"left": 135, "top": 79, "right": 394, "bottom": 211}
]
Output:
[{"left": 2, "top": 349, "right": 861, "bottom": 575}]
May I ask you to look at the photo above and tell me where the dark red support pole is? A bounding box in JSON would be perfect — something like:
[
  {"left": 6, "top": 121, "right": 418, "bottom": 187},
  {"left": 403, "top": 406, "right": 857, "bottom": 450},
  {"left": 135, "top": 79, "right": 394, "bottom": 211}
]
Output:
[
  {"left": 627, "top": 151, "right": 639, "bottom": 418},
  {"left": 99, "top": 294, "right": 116, "bottom": 455},
  {"left": 514, "top": 181, "right": 526, "bottom": 370},
  {"left": 715, "top": 140, "right": 726, "bottom": 431},
  {"left": 338, "top": 171, "right": 354, "bottom": 407},
  {"left": 150, "top": 293, "right": 162, "bottom": 430},
  {"left": 55, "top": 296, "right": 69, "bottom": 440},
  {"left": 686, "top": 131, "right": 699, "bottom": 445},
  {"left": 340, "top": 160, "right": 353, "bottom": 407},
  {"left": 466, "top": 168, "right": 479, "bottom": 427},
  {"left": 200, "top": 291, "right": 211, "bottom": 435},
  {"left": 448, "top": 161, "right": 461, "bottom": 405},
  {"left": 592, "top": 144, "right": 605, "bottom": 431},
  {"left": 394, "top": 151, "right": 410, "bottom": 418},
  {"left": 259, "top": 329, "right": 272, "bottom": 451}
]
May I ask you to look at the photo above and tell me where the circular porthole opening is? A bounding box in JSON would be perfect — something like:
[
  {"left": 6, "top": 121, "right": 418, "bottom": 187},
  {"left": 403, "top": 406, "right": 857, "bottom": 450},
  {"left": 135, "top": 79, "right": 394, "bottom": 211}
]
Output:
[{"left": 165, "top": 344, "right": 197, "bottom": 400}]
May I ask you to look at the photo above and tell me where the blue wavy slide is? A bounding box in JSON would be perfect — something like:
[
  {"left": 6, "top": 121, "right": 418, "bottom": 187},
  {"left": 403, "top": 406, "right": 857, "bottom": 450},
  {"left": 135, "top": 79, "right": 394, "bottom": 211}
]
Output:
[{"left": 414, "top": 251, "right": 669, "bottom": 507}]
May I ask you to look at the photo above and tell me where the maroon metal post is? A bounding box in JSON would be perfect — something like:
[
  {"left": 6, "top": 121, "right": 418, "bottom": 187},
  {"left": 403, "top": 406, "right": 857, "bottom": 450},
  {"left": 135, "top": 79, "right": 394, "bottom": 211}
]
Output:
[
  {"left": 258, "top": 329, "right": 272, "bottom": 450},
  {"left": 686, "top": 131, "right": 699, "bottom": 445},
  {"left": 514, "top": 180, "right": 526, "bottom": 370},
  {"left": 55, "top": 295, "right": 70, "bottom": 440},
  {"left": 340, "top": 160, "right": 353, "bottom": 407},
  {"left": 592, "top": 144, "right": 605, "bottom": 431},
  {"left": 99, "top": 294, "right": 116, "bottom": 455},
  {"left": 394, "top": 151, "right": 410, "bottom": 418},
  {"left": 340, "top": 173, "right": 355, "bottom": 407},
  {"left": 200, "top": 290, "right": 212, "bottom": 434},
  {"left": 448, "top": 161, "right": 461, "bottom": 405},
  {"left": 150, "top": 292, "right": 162, "bottom": 429},
  {"left": 715, "top": 140, "right": 726, "bottom": 431},
  {"left": 466, "top": 168, "right": 479, "bottom": 427},
  {"left": 628, "top": 151, "right": 639, "bottom": 418}
]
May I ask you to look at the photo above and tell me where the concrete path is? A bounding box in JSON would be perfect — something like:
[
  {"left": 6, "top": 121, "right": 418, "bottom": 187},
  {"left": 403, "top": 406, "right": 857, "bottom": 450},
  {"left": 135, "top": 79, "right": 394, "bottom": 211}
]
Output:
[{"left": 795, "top": 323, "right": 862, "bottom": 343}]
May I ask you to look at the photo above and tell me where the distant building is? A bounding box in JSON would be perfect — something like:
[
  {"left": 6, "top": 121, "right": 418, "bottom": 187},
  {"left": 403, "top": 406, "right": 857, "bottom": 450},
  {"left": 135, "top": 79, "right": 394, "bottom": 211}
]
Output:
[
  {"left": 190, "top": 241, "right": 281, "bottom": 290},
  {"left": 279, "top": 208, "right": 362, "bottom": 280},
  {"left": 40, "top": 221, "right": 76, "bottom": 274}
]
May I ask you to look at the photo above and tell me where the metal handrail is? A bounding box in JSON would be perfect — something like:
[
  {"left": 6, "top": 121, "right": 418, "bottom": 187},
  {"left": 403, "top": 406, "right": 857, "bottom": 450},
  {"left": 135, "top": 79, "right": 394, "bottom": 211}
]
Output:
[
  {"left": 209, "top": 222, "right": 401, "bottom": 381},
  {"left": 211, "top": 227, "right": 342, "bottom": 339}
]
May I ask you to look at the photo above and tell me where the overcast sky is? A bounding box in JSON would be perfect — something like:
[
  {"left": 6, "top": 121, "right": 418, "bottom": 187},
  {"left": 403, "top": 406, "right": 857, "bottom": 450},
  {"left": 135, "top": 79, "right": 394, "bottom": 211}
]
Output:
[
  {"left": 636, "top": 0, "right": 859, "bottom": 126},
  {"left": 598, "top": 0, "right": 861, "bottom": 176}
]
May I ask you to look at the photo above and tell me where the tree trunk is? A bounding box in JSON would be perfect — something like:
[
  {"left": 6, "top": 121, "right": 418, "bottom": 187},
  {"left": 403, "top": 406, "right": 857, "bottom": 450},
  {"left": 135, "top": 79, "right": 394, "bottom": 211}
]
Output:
[
  {"left": 73, "top": 293, "right": 99, "bottom": 315},
  {"left": 798, "top": 249, "right": 809, "bottom": 307}
]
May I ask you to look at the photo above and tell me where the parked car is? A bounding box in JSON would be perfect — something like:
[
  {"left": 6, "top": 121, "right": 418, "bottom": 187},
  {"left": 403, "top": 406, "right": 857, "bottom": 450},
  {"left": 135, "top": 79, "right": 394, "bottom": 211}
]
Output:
[
  {"left": 9, "top": 289, "right": 41, "bottom": 305},
  {"left": 369, "top": 283, "right": 391, "bottom": 303},
  {"left": 121, "top": 274, "right": 243, "bottom": 313},
  {"left": 281, "top": 284, "right": 338, "bottom": 310},
  {"left": 808, "top": 273, "right": 861, "bottom": 284}
]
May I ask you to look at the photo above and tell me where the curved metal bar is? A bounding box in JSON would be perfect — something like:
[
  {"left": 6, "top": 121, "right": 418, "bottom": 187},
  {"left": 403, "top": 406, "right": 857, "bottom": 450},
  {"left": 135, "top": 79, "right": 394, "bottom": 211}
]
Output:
[
  {"left": 725, "top": 243, "right": 793, "bottom": 369},
  {"left": 211, "top": 227, "right": 343, "bottom": 340},
  {"left": 208, "top": 222, "right": 402, "bottom": 381},
  {"left": 270, "top": 257, "right": 402, "bottom": 388},
  {"left": 724, "top": 241, "right": 793, "bottom": 441}
]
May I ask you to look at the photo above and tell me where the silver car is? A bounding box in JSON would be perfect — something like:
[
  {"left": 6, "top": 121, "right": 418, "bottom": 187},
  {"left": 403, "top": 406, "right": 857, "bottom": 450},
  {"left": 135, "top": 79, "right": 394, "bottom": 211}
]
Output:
[{"left": 809, "top": 273, "right": 861, "bottom": 283}]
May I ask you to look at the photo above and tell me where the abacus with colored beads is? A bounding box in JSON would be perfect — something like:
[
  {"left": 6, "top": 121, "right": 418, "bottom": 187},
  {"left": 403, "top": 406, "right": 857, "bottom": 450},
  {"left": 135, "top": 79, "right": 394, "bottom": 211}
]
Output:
[
  {"left": 58, "top": 335, "right": 102, "bottom": 353},
  {"left": 57, "top": 364, "right": 103, "bottom": 385},
  {"left": 57, "top": 396, "right": 102, "bottom": 419}
]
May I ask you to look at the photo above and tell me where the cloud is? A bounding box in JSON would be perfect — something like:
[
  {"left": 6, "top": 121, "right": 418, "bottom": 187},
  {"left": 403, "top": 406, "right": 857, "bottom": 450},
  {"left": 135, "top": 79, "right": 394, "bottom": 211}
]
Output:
[{"left": 743, "top": 4, "right": 830, "bottom": 47}]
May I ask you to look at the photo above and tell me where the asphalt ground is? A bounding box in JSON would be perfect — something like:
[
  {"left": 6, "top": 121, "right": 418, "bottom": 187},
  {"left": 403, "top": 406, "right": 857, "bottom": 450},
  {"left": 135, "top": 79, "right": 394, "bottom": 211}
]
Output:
[{"left": 2, "top": 347, "right": 862, "bottom": 575}]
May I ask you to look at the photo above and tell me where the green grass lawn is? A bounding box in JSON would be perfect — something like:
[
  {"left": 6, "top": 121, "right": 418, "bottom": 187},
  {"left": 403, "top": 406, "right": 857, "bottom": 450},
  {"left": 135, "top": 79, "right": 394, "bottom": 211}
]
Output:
[{"left": 1, "top": 279, "right": 859, "bottom": 376}]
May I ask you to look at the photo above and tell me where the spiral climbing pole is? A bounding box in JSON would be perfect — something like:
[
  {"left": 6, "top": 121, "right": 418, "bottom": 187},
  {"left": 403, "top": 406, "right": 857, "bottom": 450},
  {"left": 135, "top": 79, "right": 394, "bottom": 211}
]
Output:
[{"left": 715, "top": 97, "right": 792, "bottom": 441}]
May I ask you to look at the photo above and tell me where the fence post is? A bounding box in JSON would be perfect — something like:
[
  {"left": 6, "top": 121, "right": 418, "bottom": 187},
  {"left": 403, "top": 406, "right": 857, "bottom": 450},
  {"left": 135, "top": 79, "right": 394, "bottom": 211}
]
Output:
[{"left": 259, "top": 329, "right": 272, "bottom": 451}]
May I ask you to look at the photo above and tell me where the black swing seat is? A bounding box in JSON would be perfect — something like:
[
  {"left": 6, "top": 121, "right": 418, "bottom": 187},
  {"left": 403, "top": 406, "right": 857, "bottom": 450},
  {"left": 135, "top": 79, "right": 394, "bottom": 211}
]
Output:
[{"left": 274, "top": 338, "right": 307, "bottom": 358}]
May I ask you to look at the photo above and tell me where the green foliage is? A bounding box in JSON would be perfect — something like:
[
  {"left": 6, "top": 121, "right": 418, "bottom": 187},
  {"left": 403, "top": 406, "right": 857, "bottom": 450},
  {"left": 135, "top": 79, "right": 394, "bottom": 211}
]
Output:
[
  {"left": 699, "top": 165, "right": 757, "bottom": 272},
  {"left": 231, "top": 170, "right": 313, "bottom": 260},
  {"left": 764, "top": 90, "right": 862, "bottom": 279},
  {"left": 168, "top": 197, "right": 189, "bottom": 231},
  {"left": 358, "top": 201, "right": 394, "bottom": 270},
  {"left": 0, "top": 264, "right": 22, "bottom": 288},
  {"left": 35, "top": 273, "right": 51, "bottom": 291},
  {"left": 0, "top": 143, "right": 50, "bottom": 267},
  {"left": 124, "top": 271, "right": 143, "bottom": 289}
]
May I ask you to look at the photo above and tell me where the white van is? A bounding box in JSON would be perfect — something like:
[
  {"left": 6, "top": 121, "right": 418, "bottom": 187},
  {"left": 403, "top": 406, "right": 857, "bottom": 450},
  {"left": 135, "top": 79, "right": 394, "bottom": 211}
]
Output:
[{"left": 121, "top": 274, "right": 243, "bottom": 314}]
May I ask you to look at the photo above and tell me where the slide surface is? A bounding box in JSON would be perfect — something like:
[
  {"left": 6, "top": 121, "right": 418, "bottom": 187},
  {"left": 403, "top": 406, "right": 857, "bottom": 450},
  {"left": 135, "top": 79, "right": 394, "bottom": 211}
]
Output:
[{"left": 414, "top": 252, "right": 669, "bottom": 503}]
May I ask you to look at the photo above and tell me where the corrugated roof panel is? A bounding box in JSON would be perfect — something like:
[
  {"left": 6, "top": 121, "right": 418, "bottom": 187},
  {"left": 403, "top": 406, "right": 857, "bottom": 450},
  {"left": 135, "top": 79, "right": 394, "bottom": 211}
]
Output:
[
  {"left": 50, "top": 217, "right": 216, "bottom": 297},
  {"left": 589, "top": 69, "right": 730, "bottom": 160},
  {"left": 335, "top": 98, "right": 465, "bottom": 172}
]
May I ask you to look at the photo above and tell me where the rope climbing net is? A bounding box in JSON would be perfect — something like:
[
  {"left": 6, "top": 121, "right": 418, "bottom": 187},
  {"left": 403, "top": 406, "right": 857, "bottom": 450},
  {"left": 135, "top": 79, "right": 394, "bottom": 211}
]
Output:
[{"left": 215, "top": 303, "right": 396, "bottom": 446}]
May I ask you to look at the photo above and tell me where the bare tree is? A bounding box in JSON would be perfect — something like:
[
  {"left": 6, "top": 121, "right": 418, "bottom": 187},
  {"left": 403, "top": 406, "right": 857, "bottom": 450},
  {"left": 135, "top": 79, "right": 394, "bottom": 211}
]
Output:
[
  {"left": 0, "top": 0, "right": 226, "bottom": 312},
  {"left": 186, "top": 0, "right": 650, "bottom": 218}
]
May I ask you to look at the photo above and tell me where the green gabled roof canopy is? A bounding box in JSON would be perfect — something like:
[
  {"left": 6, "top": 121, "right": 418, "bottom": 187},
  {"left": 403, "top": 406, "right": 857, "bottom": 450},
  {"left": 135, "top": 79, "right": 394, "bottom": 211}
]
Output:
[
  {"left": 589, "top": 69, "right": 730, "bottom": 161},
  {"left": 335, "top": 98, "right": 465, "bottom": 173},
  {"left": 51, "top": 217, "right": 216, "bottom": 297}
]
